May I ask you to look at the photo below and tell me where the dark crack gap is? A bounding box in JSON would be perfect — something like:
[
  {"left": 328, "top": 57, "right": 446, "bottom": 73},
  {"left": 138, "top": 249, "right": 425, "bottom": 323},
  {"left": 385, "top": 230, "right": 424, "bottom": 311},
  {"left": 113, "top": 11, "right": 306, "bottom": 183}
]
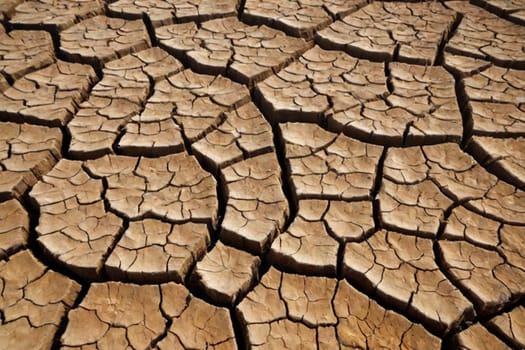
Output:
[
  {"left": 433, "top": 201, "right": 485, "bottom": 334},
  {"left": 444, "top": 65, "right": 473, "bottom": 149},
  {"left": 50, "top": 283, "right": 90, "bottom": 350},
  {"left": 251, "top": 88, "right": 297, "bottom": 237},
  {"left": 463, "top": 140, "right": 525, "bottom": 191},
  {"left": 237, "top": 0, "right": 247, "bottom": 20},
  {"left": 230, "top": 307, "right": 247, "bottom": 350},
  {"left": 372, "top": 147, "right": 388, "bottom": 232},
  {"left": 434, "top": 11, "right": 463, "bottom": 66},
  {"left": 147, "top": 286, "right": 174, "bottom": 349}
]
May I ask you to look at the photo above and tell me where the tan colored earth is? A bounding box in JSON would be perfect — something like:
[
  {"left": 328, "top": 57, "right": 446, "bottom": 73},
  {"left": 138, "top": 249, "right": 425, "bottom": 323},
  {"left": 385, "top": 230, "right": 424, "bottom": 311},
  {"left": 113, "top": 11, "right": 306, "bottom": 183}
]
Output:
[{"left": 0, "top": 0, "right": 524, "bottom": 349}]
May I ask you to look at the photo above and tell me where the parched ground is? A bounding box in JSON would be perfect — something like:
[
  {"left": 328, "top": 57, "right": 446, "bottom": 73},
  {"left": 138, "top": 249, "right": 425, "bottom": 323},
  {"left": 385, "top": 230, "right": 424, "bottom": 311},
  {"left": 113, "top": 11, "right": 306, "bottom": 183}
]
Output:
[{"left": 0, "top": 0, "right": 524, "bottom": 349}]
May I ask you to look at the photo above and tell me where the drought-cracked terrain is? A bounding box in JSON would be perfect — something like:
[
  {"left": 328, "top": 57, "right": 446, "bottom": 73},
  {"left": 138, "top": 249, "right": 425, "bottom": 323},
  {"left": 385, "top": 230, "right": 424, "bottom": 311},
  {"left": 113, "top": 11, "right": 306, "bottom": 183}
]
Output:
[{"left": 0, "top": 0, "right": 524, "bottom": 349}]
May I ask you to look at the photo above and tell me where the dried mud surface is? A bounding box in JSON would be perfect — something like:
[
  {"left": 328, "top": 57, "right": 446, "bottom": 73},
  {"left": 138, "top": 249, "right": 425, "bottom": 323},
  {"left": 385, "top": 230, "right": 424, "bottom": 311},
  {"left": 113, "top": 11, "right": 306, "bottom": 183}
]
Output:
[{"left": 0, "top": 0, "right": 524, "bottom": 349}]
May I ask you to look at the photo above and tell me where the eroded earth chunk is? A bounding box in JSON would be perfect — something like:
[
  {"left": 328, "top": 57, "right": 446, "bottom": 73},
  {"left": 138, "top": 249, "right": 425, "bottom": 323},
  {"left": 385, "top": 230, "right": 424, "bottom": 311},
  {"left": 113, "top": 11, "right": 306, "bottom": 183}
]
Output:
[
  {"left": 242, "top": 0, "right": 367, "bottom": 39},
  {"left": 0, "top": 250, "right": 80, "bottom": 350},
  {"left": 108, "top": 0, "right": 239, "bottom": 27},
  {"left": 0, "top": 30, "right": 55, "bottom": 82},
  {"left": 0, "top": 122, "right": 62, "bottom": 200},
  {"left": 381, "top": 143, "right": 525, "bottom": 236},
  {"left": 192, "top": 242, "right": 261, "bottom": 305},
  {"left": 344, "top": 230, "right": 473, "bottom": 333},
  {"left": 220, "top": 153, "right": 288, "bottom": 254},
  {"left": 9, "top": 0, "right": 104, "bottom": 32},
  {"left": 237, "top": 267, "right": 441, "bottom": 349},
  {"left": 258, "top": 47, "right": 462, "bottom": 145},
  {"left": 59, "top": 16, "right": 151, "bottom": 67},
  {"left": 0, "top": 61, "right": 96, "bottom": 126},
  {"left": 446, "top": 1, "right": 525, "bottom": 68},
  {"left": 61, "top": 282, "right": 237, "bottom": 349},
  {"left": 156, "top": 17, "right": 312, "bottom": 84},
  {"left": 67, "top": 47, "right": 184, "bottom": 159},
  {"left": 280, "top": 122, "right": 383, "bottom": 200},
  {"left": 316, "top": 2, "right": 457, "bottom": 64},
  {"left": 30, "top": 153, "right": 217, "bottom": 280}
]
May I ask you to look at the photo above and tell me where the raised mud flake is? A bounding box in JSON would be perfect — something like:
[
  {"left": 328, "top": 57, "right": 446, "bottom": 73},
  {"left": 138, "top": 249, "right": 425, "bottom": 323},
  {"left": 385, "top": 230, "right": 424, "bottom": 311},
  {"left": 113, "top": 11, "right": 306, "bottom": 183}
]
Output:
[
  {"left": 0, "top": 60, "right": 96, "bottom": 127},
  {"left": 144, "top": 69, "right": 251, "bottom": 142},
  {"left": 61, "top": 282, "right": 165, "bottom": 350},
  {"left": 270, "top": 200, "right": 337, "bottom": 276},
  {"left": 0, "top": 30, "right": 54, "bottom": 81},
  {"left": 269, "top": 199, "right": 374, "bottom": 276},
  {"left": 463, "top": 66, "right": 525, "bottom": 136},
  {"left": 62, "top": 281, "right": 236, "bottom": 350},
  {"left": 0, "top": 250, "right": 80, "bottom": 350},
  {"left": 382, "top": 143, "right": 525, "bottom": 228},
  {"left": 369, "top": 124, "right": 450, "bottom": 229},
  {"left": 453, "top": 323, "right": 510, "bottom": 350},
  {"left": 242, "top": 0, "right": 367, "bottom": 39},
  {"left": 236, "top": 267, "right": 332, "bottom": 348},
  {"left": 258, "top": 47, "right": 462, "bottom": 146},
  {"left": 9, "top": 0, "right": 103, "bottom": 32},
  {"left": 105, "top": 219, "right": 210, "bottom": 283},
  {"left": 191, "top": 241, "right": 261, "bottom": 305},
  {"left": 443, "top": 206, "right": 501, "bottom": 247},
  {"left": 236, "top": 267, "right": 440, "bottom": 349},
  {"left": 443, "top": 52, "right": 492, "bottom": 78},
  {"left": 439, "top": 236, "right": 525, "bottom": 314},
  {"left": 256, "top": 45, "right": 386, "bottom": 124},
  {"left": 379, "top": 177, "right": 453, "bottom": 238},
  {"left": 344, "top": 230, "right": 474, "bottom": 333},
  {"left": 29, "top": 160, "right": 123, "bottom": 280},
  {"left": 0, "top": 199, "right": 28, "bottom": 259},
  {"left": 280, "top": 122, "right": 383, "bottom": 201},
  {"left": 424, "top": 143, "right": 525, "bottom": 225},
  {"left": 157, "top": 283, "right": 237, "bottom": 349},
  {"left": 468, "top": 136, "right": 525, "bottom": 189},
  {"left": 316, "top": 1, "right": 457, "bottom": 64},
  {"left": 68, "top": 47, "right": 184, "bottom": 159},
  {"left": 119, "top": 119, "right": 185, "bottom": 157},
  {"left": 85, "top": 153, "right": 218, "bottom": 225},
  {"left": 108, "top": 0, "right": 239, "bottom": 27},
  {"left": 192, "top": 102, "right": 274, "bottom": 172},
  {"left": 328, "top": 62, "right": 462, "bottom": 146},
  {"left": 0, "top": 122, "right": 62, "bottom": 200},
  {"left": 488, "top": 306, "right": 525, "bottom": 348},
  {"left": 59, "top": 16, "right": 151, "bottom": 67},
  {"left": 155, "top": 17, "right": 312, "bottom": 85},
  {"left": 475, "top": 0, "right": 525, "bottom": 24},
  {"left": 446, "top": 1, "right": 525, "bottom": 68},
  {"left": 243, "top": 0, "right": 330, "bottom": 39},
  {"left": 335, "top": 279, "right": 441, "bottom": 349},
  {"left": 236, "top": 268, "right": 287, "bottom": 334},
  {"left": 220, "top": 153, "right": 288, "bottom": 255}
]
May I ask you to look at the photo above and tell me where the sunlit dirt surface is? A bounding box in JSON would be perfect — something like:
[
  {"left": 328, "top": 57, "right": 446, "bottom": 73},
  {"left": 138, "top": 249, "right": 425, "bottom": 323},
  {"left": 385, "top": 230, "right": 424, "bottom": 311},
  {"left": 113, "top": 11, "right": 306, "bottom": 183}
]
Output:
[{"left": 0, "top": 1, "right": 524, "bottom": 349}]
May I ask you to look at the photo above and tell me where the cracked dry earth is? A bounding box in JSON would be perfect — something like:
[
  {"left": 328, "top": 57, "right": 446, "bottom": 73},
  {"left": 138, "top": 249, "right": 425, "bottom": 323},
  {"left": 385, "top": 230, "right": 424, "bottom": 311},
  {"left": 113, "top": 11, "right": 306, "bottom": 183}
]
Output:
[{"left": 0, "top": 1, "right": 525, "bottom": 350}]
